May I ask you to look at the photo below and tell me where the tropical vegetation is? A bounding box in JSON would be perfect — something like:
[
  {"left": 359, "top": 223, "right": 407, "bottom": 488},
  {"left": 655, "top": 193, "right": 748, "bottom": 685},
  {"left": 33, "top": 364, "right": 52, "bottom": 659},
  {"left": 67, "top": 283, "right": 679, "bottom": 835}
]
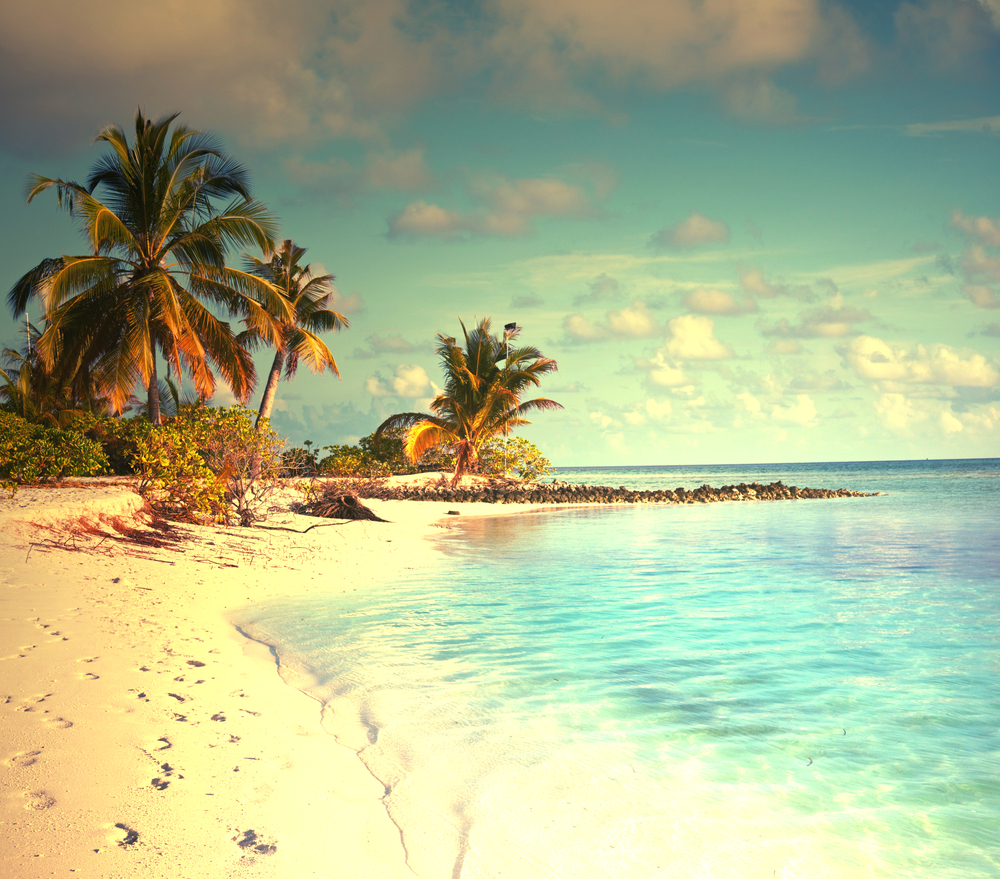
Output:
[
  {"left": 374, "top": 318, "right": 561, "bottom": 485},
  {"left": 0, "top": 112, "right": 562, "bottom": 517},
  {"left": 7, "top": 109, "right": 284, "bottom": 423},
  {"left": 240, "top": 240, "right": 347, "bottom": 430}
]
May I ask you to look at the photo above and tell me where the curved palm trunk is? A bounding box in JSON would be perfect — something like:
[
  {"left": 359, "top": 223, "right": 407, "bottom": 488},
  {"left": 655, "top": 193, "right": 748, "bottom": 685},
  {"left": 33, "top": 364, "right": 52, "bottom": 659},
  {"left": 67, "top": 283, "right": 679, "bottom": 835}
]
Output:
[{"left": 254, "top": 347, "right": 286, "bottom": 430}]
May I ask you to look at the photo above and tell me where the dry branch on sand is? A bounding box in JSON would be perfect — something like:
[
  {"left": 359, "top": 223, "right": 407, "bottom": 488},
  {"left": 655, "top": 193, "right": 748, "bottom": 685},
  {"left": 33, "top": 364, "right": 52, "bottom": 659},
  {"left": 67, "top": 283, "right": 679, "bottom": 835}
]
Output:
[{"left": 301, "top": 487, "right": 389, "bottom": 522}]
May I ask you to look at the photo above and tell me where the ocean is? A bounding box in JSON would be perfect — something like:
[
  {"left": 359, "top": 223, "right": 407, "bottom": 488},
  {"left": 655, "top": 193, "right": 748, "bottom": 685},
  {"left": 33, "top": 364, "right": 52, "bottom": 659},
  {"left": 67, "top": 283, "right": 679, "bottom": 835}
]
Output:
[{"left": 240, "top": 459, "right": 1000, "bottom": 878}]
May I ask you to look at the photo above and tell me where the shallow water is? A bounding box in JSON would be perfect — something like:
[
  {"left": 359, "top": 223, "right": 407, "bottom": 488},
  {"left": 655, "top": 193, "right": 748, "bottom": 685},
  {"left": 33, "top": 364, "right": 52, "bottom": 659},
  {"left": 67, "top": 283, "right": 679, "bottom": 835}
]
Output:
[{"left": 241, "top": 460, "right": 1000, "bottom": 878}]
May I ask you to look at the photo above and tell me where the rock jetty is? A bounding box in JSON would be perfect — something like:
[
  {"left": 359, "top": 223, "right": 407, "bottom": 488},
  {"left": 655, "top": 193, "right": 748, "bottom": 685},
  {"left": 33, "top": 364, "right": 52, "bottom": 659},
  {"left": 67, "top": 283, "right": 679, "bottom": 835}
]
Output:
[{"left": 356, "top": 479, "right": 878, "bottom": 506}]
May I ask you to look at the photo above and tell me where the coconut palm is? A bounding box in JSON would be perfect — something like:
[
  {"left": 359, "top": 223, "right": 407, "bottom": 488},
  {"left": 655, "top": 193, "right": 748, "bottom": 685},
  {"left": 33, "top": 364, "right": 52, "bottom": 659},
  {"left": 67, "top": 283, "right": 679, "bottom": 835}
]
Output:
[
  {"left": 375, "top": 318, "right": 561, "bottom": 485},
  {"left": 241, "top": 240, "right": 348, "bottom": 430},
  {"left": 7, "top": 109, "right": 284, "bottom": 423}
]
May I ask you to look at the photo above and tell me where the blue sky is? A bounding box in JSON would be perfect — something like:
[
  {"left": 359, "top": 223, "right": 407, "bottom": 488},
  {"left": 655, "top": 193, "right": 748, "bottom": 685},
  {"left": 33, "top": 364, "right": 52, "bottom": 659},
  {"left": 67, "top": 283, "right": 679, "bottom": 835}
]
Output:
[{"left": 1, "top": 0, "right": 998, "bottom": 465}]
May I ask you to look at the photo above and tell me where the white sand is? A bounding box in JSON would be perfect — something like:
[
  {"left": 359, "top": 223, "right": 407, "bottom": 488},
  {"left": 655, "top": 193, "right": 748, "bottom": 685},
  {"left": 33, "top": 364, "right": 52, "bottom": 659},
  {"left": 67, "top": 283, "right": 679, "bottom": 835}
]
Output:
[{"left": 0, "top": 480, "right": 538, "bottom": 878}]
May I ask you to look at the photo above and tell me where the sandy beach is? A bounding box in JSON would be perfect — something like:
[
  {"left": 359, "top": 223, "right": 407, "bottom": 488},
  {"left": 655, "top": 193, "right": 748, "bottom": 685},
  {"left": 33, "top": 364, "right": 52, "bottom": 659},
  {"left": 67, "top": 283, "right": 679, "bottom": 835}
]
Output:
[{"left": 0, "top": 479, "right": 532, "bottom": 878}]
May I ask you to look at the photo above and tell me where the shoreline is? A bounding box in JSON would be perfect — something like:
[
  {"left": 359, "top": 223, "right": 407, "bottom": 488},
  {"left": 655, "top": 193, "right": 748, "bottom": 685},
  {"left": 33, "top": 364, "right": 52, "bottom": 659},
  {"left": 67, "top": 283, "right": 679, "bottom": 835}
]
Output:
[{"left": 0, "top": 483, "right": 534, "bottom": 878}]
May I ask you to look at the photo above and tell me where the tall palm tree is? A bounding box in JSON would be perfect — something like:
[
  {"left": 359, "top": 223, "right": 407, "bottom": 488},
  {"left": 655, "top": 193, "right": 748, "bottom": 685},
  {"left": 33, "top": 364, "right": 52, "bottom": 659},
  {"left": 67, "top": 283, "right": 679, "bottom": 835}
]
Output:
[
  {"left": 375, "top": 318, "right": 561, "bottom": 485},
  {"left": 7, "top": 109, "right": 284, "bottom": 423},
  {"left": 240, "top": 240, "right": 348, "bottom": 430}
]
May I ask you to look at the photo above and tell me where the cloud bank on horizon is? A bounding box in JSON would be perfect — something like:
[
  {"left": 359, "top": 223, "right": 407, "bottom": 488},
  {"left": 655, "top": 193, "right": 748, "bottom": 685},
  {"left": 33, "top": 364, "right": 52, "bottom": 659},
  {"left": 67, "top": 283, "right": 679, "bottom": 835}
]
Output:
[{"left": 0, "top": 0, "right": 997, "bottom": 464}]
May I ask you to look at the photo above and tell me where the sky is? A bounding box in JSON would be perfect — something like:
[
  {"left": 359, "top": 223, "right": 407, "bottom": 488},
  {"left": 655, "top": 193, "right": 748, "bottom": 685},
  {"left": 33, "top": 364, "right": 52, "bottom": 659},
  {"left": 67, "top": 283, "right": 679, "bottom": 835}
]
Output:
[{"left": 1, "top": 0, "right": 998, "bottom": 466}]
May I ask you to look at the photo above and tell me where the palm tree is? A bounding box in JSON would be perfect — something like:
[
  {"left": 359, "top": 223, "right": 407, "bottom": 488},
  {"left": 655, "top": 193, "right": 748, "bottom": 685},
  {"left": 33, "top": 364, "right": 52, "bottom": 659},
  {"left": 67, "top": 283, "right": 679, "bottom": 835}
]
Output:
[
  {"left": 241, "top": 240, "right": 348, "bottom": 430},
  {"left": 375, "top": 318, "right": 561, "bottom": 486},
  {"left": 7, "top": 109, "right": 284, "bottom": 423}
]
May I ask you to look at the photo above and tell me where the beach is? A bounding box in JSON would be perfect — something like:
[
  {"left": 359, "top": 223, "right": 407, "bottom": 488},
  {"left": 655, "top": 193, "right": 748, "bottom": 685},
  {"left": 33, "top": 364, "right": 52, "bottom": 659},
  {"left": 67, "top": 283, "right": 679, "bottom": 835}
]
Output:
[
  {"left": 3, "top": 462, "right": 996, "bottom": 879},
  {"left": 0, "top": 480, "right": 528, "bottom": 879}
]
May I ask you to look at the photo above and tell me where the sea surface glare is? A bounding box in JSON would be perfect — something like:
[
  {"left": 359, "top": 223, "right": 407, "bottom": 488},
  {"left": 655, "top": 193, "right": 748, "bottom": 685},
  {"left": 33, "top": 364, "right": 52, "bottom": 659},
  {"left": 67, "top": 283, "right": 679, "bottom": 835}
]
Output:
[{"left": 241, "top": 459, "right": 999, "bottom": 879}]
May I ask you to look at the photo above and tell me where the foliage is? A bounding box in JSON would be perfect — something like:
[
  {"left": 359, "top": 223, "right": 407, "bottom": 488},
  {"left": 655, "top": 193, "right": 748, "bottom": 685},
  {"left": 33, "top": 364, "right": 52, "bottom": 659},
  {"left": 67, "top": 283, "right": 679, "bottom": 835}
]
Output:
[
  {"left": 375, "top": 318, "right": 561, "bottom": 485},
  {"left": 280, "top": 445, "right": 319, "bottom": 477},
  {"left": 67, "top": 411, "right": 151, "bottom": 475},
  {"left": 240, "top": 240, "right": 348, "bottom": 429},
  {"left": 1, "top": 321, "right": 116, "bottom": 425},
  {"left": 132, "top": 405, "right": 283, "bottom": 525},
  {"left": 317, "top": 444, "right": 391, "bottom": 478},
  {"left": 357, "top": 425, "right": 456, "bottom": 474},
  {"left": 0, "top": 411, "right": 108, "bottom": 490},
  {"left": 477, "top": 436, "right": 554, "bottom": 481},
  {"left": 8, "top": 109, "right": 280, "bottom": 423}
]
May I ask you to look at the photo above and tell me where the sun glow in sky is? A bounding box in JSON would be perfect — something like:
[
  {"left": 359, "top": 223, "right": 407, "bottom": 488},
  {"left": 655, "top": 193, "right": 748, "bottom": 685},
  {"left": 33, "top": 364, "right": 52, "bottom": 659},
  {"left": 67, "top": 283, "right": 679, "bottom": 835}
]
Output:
[{"left": 1, "top": 0, "right": 998, "bottom": 465}]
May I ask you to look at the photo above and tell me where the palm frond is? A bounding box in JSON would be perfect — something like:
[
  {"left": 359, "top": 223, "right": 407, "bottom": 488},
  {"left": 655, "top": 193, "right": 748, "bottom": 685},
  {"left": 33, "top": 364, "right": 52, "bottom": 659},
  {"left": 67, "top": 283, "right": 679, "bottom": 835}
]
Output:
[{"left": 285, "top": 329, "right": 340, "bottom": 379}]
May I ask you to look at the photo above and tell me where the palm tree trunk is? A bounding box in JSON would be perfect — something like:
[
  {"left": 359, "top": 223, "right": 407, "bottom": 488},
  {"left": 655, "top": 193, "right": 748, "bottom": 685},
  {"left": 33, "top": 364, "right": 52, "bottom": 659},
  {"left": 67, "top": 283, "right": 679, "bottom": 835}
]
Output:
[
  {"left": 147, "top": 351, "right": 162, "bottom": 425},
  {"left": 254, "top": 348, "right": 285, "bottom": 430}
]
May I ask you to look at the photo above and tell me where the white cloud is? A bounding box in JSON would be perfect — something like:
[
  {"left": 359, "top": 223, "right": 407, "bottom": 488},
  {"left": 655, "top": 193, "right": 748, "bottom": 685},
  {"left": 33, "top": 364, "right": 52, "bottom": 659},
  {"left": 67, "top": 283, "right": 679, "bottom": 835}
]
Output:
[
  {"left": 952, "top": 210, "right": 1000, "bottom": 247},
  {"left": 365, "top": 364, "right": 433, "bottom": 398},
  {"left": 623, "top": 398, "right": 674, "bottom": 426},
  {"left": 563, "top": 313, "right": 607, "bottom": 342},
  {"left": 684, "top": 287, "right": 756, "bottom": 316},
  {"left": 564, "top": 298, "right": 659, "bottom": 341},
  {"left": 664, "top": 315, "right": 734, "bottom": 360},
  {"left": 771, "top": 394, "right": 818, "bottom": 426},
  {"left": 767, "top": 339, "right": 804, "bottom": 355},
  {"left": 739, "top": 267, "right": 816, "bottom": 301},
  {"left": 590, "top": 410, "right": 617, "bottom": 430},
  {"left": 843, "top": 336, "right": 1000, "bottom": 388},
  {"left": 366, "top": 147, "right": 436, "bottom": 191},
  {"left": 758, "top": 303, "right": 872, "bottom": 338},
  {"left": 737, "top": 392, "right": 762, "bottom": 416},
  {"left": 965, "top": 285, "right": 1000, "bottom": 309},
  {"left": 328, "top": 289, "right": 365, "bottom": 315},
  {"left": 605, "top": 299, "right": 660, "bottom": 338},
  {"left": 905, "top": 115, "right": 1000, "bottom": 137},
  {"left": 387, "top": 174, "right": 602, "bottom": 239},
  {"left": 650, "top": 212, "right": 730, "bottom": 250},
  {"left": 874, "top": 395, "right": 998, "bottom": 438},
  {"left": 387, "top": 201, "right": 466, "bottom": 238}
]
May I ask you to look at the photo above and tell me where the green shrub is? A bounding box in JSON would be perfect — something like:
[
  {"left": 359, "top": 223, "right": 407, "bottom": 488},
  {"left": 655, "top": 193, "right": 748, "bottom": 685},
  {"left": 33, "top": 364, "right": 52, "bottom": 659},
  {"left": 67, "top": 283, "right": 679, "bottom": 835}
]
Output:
[
  {"left": 133, "top": 406, "right": 283, "bottom": 526},
  {"left": 477, "top": 436, "right": 553, "bottom": 481},
  {"left": 0, "top": 410, "right": 108, "bottom": 490},
  {"left": 317, "top": 444, "right": 391, "bottom": 478},
  {"left": 67, "top": 411, "right": 152, "bottom": 475}
]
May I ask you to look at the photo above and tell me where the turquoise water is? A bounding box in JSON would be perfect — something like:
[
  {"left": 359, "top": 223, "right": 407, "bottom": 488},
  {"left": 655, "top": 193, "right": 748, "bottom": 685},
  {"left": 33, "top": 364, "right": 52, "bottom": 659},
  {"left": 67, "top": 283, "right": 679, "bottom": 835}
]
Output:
[{"left": 241, "top": 460, "right": 1000, "bottom": 878}]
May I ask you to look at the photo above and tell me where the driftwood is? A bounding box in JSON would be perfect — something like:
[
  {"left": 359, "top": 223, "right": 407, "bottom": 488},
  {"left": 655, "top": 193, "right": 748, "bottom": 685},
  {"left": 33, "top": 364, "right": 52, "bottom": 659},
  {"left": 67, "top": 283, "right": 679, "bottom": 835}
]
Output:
[{"left": 304, "top": 488, "right": 389, "bottom": 522}]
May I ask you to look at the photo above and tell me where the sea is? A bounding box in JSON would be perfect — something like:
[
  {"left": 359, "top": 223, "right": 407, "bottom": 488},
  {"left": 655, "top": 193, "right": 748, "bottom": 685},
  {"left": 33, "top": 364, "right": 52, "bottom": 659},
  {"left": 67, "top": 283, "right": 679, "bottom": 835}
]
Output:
[{"left": 239, "top": 459, "right": 1000, "bottom": 878}]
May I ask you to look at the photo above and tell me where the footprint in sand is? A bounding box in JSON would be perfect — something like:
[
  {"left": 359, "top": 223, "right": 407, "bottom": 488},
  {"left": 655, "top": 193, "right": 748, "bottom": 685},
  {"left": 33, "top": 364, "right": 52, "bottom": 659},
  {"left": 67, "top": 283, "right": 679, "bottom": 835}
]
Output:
[
  {"left": 76, "top": 656, "right": 99, "bottom": 664},
  {"left": 43, "top": 717, "right": 73, "bottom": 730},
  {"left": 233, "top": 829, "right": 277, "bottom": 856},
  {"left": 7, "top": 750, "right": 43, "bottom": 767},
  {"left": 23, "top": 790, "right": 56, "bottom": 810},
  {"left": 113, "top": 823, "right": 140, "bottom": 847},
  {"left": 80, "top": 672, "right": 100, "bottom": 681},
  {"left": 23, "top": 693, "right": 52, "bottom": 705}
]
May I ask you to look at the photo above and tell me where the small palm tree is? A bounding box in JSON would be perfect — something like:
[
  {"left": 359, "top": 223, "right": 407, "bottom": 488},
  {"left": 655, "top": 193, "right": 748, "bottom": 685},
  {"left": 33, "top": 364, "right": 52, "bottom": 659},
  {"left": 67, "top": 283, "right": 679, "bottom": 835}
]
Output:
[
  {"left": 376, "top": 318, "right": 561, "bottom": 485},
  {"left": 7, "top": 109, "right": 284, "bottom": 423},
  {"left": 241, "top": 240, "right": 349, "bottom": 430}
]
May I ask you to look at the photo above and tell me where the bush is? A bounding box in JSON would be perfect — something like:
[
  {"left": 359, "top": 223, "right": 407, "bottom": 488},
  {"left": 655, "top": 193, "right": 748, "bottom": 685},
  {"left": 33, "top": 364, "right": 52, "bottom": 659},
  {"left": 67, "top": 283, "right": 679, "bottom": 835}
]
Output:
[
  {"left": 67, "top": 411, "right": 152, "bottom": 475},
  {"left": 477, "top": 436, "right": 553, "bottom": 481},
  {"left": 133, "top": 406, "right": 284, "bottom": 526},
  {"left": 317, "top": 444, "right": 391, "bottom": 478},
  {"left": 0, "top": 410, "right": 108, "bottom": 489}
]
